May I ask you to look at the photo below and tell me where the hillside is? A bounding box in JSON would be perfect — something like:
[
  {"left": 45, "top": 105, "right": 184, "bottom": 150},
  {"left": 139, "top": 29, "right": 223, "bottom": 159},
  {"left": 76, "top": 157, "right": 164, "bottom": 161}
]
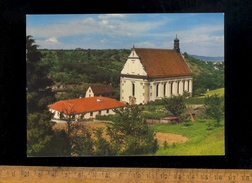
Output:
[
  {"left": 189, "top": 54, "right": 224, "bottom": 62},
  {"left": 39, "top": 49, "right": 224, "bottom": 99}
]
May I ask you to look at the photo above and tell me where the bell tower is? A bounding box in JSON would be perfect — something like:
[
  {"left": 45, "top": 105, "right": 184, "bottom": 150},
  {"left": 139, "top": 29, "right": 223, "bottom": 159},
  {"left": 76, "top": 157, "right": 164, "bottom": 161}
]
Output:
[{"left": 174, "top": 34, "right": 180, "bottom": 53}]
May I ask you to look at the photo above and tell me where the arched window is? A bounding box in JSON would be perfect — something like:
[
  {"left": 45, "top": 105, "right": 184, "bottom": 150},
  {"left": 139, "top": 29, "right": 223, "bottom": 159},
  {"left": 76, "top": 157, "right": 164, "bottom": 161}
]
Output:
[{"left": 156, "top": 84, "right": 159, "bottom": 97}]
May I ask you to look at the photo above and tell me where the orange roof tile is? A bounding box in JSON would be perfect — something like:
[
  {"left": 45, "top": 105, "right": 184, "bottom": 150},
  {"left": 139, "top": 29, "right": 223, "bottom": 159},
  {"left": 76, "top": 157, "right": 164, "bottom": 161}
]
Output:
[
  {"left": 134, "top": 48, "right": 193, "bottom": 78},
  {"left": 49, "top": 97, "right": 126, "bottom": 115}
]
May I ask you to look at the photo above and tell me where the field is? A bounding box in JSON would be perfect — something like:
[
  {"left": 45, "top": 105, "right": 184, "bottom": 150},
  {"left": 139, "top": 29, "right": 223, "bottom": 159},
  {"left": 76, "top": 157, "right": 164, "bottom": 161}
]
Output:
[
  {"left": 53, "top": 122, "right": 189, "bottom": 147},
  {"left": 53, "top": 119, "right": 224, "bottom": 156}
]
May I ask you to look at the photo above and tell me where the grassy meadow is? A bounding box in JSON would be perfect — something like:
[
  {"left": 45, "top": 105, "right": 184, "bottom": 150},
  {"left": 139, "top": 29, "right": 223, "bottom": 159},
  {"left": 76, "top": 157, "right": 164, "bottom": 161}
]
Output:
[
  {"left": 186, "top": 87, "right": 224, "bottom": 105},
  {"left": 150, "top": 87, "right": 225, "bottom": 155},
  {"left": 151, "top": 120, "right": 224, "bottom": 155}
]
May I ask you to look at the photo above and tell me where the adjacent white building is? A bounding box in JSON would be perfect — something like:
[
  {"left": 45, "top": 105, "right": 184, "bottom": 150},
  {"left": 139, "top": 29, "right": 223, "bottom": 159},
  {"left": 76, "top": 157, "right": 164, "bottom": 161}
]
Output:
[
  {"left": 120, "top": 36, "right": 193, "bottom": 105},
  {"left": 49, "top": 96, "right": 126, "bottom": 121}
]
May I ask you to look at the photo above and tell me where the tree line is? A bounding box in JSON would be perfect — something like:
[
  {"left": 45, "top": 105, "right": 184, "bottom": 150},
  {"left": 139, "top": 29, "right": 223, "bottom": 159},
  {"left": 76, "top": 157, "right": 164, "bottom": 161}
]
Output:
[
  {"left": 40, "top": 48, "right": 224, "bottom": 100},
  {"left": 40, "top": 48, "right": 129, "bottom": 87},
  {"left": 183, "top": 52, "right": 224, "bottom": 96}
]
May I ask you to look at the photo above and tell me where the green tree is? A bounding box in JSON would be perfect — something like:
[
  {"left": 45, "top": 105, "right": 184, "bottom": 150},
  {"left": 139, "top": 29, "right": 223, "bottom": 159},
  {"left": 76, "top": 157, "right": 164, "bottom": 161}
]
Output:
[
  {"left": 204, "top": 94, "right": 224, "bottom": 127},
  {"left": 162, "top": 95, "right": 187, "bottom": 122},
  {"left": 26, "top": 35, "right": 56, "bottom": 156},
  {"left": 70, "top": 123, "right": 95, "bottom": 156},
  {"left": 93, "top": 128, "right": 116, "bottom": 155},
  {"left": 57, "top": 104, "right": 96, "bottom": 156},
  {"left": 107, "top": 105, "right": 158, "bottom": 155}
]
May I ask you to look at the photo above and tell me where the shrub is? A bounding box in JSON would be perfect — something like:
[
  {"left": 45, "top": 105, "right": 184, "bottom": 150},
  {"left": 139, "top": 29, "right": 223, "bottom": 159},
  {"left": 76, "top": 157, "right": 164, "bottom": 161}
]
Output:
[{"left": 163, "top": 140, "right": 168, "bottom": 150}]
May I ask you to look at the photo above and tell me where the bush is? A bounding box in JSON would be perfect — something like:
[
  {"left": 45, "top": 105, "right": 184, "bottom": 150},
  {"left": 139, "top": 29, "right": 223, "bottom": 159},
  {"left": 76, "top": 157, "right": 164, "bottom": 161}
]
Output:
[
  {"left": 163, "top": 141, "right": 168, "bottom": 150},
  {"left": 96, "top": 114, "right": 115, "bottom": 121},
  {"left": 142, "top": 112, "right": 167, "bottom": 120}
]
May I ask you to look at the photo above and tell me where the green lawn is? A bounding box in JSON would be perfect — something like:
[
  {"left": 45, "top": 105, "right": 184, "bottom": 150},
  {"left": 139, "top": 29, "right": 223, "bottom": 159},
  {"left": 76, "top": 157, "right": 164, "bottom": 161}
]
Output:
[{"left": 151, "top": 120, "right": 225, "bottom": 155}]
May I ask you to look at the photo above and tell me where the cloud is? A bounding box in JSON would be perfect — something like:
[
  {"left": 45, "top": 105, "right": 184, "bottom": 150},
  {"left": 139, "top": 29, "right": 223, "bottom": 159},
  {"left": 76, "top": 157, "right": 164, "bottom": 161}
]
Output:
[
  {"left": 98, "top": 14, "right": 125, "bottom": 19},
  {"left": 27, "top": 14, "right": 224, "bottom": 56},
  {"left": 46, "top": 37, "right": 59, "bottom": 44},
  {"left": 27, "top": 14, "right": 168, "bottom": 41},
  {"left": 100, "top": 39, "right": 106, "bottom": 43},
  {"left": 36, "top": 38, "right": 80, "bottom": 50},
  {"left": 135, "top": 41, "right": 155, "bottom": 48}
]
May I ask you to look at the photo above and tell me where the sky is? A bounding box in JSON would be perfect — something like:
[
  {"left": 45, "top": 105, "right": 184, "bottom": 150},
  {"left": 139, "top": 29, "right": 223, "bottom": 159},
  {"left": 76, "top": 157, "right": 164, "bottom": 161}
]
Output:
[{"left": 27, "top": 13, "right": 224, "bottom": 57}]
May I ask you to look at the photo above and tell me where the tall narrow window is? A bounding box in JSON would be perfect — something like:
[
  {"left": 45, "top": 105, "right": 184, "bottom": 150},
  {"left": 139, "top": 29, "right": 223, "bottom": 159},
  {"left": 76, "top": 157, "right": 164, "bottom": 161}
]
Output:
[
  {"left": 132, "top": 83, "right": 135, "bottom": 96},
  {"left": 177, "top": 81, "right": 179, "bottom": 94},
  {"left": 171, "top": 82, "right": 173, "bottom": 95},
  {"left": 156, "top": 84, "right": 159, "bottom": 97},
  {"left": 164, "top": 83, "right": 166, "bottom": 96}
]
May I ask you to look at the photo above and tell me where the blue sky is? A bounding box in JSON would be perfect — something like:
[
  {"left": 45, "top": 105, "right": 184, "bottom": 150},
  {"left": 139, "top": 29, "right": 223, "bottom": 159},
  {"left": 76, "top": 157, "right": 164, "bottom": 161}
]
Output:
[{"left": 27, "top": 13, "right": 224, "bottom": 57}]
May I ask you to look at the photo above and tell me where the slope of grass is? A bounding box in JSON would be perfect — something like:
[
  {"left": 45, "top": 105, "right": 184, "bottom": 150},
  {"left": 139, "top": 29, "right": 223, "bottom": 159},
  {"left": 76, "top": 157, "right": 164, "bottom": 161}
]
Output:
[
  {"left": 198, "top": 88, "right": 224, "bottom": 98},
  {"left": 151, "top": 119, "right": 225, "bottom": 155},
  {"left": 186, "top": 87, "right": 224, "bottom": 105}
]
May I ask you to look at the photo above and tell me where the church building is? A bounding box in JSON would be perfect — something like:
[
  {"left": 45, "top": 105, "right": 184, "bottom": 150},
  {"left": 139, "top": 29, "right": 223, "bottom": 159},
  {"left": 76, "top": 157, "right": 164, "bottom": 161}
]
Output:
[{"left": 120, "top": 36, "right": 193, "bottom": 105}]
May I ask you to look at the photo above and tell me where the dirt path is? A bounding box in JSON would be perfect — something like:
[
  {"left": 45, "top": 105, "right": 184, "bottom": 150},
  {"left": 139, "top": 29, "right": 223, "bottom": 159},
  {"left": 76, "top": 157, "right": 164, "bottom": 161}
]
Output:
[{"left": 53, "top": 122, "right": 188, "bottom": 146}]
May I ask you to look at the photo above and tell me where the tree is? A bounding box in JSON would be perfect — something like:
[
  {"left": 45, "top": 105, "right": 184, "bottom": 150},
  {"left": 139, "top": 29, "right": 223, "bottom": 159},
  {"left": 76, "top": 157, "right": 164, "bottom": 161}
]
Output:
[
  {"left": 162, "top": 95, "right": 187, "bottom": 122},
  {"left": 93, "top": 128, "right": 116, "bottom": 155},
  {"left": 107, "top": 105, "right": 158, "bottom": 155},
  {"left": 26, "top": 35, "right": 56, "bottom": 156},
  {"left": 57, "top": 103, "right": 97, "bottom": 156},
  {"left": 204, "top": 94, "right": 224, "bottom": 127},
  {"left": 70, "top": 123, "right": 95, "bottom": 156}
]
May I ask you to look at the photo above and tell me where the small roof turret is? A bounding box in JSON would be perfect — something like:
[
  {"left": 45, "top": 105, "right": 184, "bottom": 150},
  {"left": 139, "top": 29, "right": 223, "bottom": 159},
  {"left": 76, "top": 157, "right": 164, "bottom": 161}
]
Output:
[
  {"left": 174, "top": 34, "right": 179, "bottom": 42},
  {"left": 174, "top": 34, "right": 180, "bottom": 53}
]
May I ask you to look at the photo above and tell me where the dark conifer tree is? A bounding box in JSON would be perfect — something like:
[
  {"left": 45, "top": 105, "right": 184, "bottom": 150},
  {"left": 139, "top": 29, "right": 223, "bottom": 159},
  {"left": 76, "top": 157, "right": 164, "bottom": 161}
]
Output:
[{"left": 26, "top": 35, "right": 57, "bottom": 156}]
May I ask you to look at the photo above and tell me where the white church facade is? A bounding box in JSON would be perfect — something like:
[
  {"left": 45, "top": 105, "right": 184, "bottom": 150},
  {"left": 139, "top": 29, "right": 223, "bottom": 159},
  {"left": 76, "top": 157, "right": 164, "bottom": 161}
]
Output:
[{"left": 120, "top": 36, "right": 193, "bottom": 105}]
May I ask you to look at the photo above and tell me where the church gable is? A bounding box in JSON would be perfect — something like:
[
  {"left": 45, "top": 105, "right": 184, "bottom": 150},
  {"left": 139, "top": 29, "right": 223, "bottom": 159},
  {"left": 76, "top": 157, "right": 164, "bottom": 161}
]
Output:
[{"left": 121, "top": 49, "right": 147, "bottom": 76}]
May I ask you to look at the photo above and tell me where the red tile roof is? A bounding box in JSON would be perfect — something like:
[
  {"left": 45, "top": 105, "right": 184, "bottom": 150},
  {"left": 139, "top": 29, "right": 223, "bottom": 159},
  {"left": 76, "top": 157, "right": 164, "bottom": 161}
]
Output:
[
  {"left": 49, "top": 97, "right": 126, "bottom": 115},
  {"left": 91, "top": 85, "right": 115, "bottom": 95},
  {"left": 134, "top": 48, "right": 193, "bottom": 78}
]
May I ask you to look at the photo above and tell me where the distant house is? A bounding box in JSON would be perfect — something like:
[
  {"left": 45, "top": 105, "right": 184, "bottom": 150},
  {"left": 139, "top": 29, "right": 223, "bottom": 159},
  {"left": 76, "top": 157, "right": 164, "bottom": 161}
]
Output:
[
  {"left": 85, "top": 84, "right": 115, "bottom": 98},
  {"left": 49, "top": 96, "right": 126, "bottom": 121},
  {"left": 120, "top": 36, "right": 193, "bottom": 105},
  {"left": 160, "top": 116, "right": 180, "bottom": 124}
]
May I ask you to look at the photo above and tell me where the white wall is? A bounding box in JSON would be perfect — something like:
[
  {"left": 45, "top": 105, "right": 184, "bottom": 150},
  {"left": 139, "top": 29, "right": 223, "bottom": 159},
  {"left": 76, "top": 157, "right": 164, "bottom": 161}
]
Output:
[
  {"left": 50, "top": 108, "right": 118, "bottom": 121},
  {"left": 121, "top": 77, "right": 148, "bottom": 104},
  {"left": 121, "top": 50, "right": 147, "bottom": 76},
  {"left": 120, "top": 76, "right": 193, "bottom": 104},
  {"left": 85, "top": 86, "right": 94, "bottom": 98}
]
